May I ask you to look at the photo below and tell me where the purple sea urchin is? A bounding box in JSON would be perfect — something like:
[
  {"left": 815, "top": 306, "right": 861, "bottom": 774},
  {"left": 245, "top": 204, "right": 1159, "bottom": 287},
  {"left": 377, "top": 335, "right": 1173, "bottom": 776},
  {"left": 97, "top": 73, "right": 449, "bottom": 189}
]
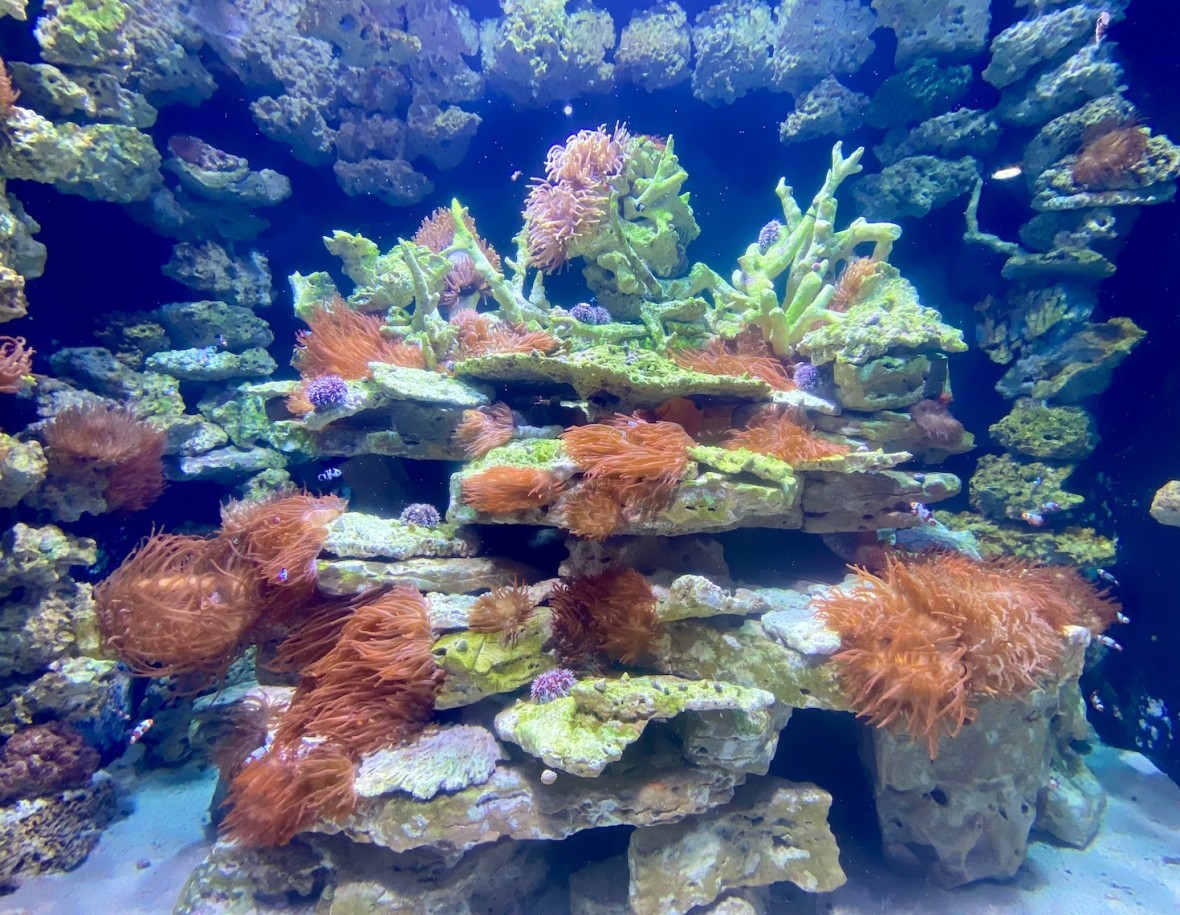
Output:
[
  {"left": 399, "top": 503, "right": 441, "bottom": 527},
  {"left": 530, "top": 668, "right": 578, "bottom": 703}
]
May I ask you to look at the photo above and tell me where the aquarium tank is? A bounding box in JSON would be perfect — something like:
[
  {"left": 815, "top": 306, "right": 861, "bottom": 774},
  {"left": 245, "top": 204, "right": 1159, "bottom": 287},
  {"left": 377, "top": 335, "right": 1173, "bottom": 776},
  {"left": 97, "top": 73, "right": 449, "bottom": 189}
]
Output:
[{"left": 0, "top": 0, "right": 1178, "bottom": 912}]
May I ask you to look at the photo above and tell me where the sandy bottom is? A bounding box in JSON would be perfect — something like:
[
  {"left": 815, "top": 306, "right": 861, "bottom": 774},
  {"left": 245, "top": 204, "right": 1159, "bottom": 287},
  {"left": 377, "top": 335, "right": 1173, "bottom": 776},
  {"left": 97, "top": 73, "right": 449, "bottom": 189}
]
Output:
[{"left": 1, "top": 745, "right": 1177, "bottom": 914}]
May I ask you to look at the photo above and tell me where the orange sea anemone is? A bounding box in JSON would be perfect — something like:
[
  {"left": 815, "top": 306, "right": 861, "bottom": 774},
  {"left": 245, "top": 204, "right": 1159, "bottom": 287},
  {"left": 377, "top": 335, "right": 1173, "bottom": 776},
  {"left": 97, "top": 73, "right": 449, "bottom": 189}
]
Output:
[
  {"left": 548, "top": 568, "right": 661, "bottom": 666},
  {"left": 0, "top": 336, "right": 33, "bottom": 393},
  {"left": 563, "top": 415, "right": 694, "bottom": 491},
  {"left": 673, "top": 330, "right": 795, "bottom": 391},
  {"left": 468, "top": 581, "right": 539, "bottom": 645},
  {"left": 554, "top": 479, "right": 626, "bottom": 541},
  {"left": 274, "top": 586, "right": 443, "bottom": 755},
  {"left": 1071, "top": 120, "right": 1149, "bottom": 189},
  {"left": 814, "top": 552, "right": 1120, "bottom": 758},
  {"left": 412, "top": 206, "right": 502, "bottom": 314},
  {"left": 220, "top": 742, "right": 357, "bottom": 848},
  {"left": 219, "top": 491, "right": 347, "bottom": 596},
  {"left": 724, "top": 406, "right": 850, "bottom": 464},
  {"left": 829, "top": 256, "right": 882, "bottom": 313},
  {"left": 94, "top": 534, "right": 262, "bottom": 689},
  {"left": 448, "top": 309, "right": 560, "bottom": 360},
  {"left": 293, "top": 297, "right": 425, "bottom": 379},
  {"left": 909, "top": 398, "right": 965, "bottom": 446},
  {"left": 41, "top": 403, "right": 168, "bottom": 511},
  {"left": 461, "top": 465, "right": 566, "bottom": 514},
  {"left": 454, "top": 403, "right": 515, "bottom": 458}
]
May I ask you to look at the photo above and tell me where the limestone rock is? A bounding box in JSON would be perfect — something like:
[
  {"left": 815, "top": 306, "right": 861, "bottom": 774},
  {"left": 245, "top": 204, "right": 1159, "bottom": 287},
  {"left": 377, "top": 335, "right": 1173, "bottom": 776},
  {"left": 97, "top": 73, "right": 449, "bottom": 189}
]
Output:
[
  {"left": 627, "top": 778, "right": 846, "bottom": 914},
  {"left": 1150, "top": 481, "right": 1180, "bottom": 527}
]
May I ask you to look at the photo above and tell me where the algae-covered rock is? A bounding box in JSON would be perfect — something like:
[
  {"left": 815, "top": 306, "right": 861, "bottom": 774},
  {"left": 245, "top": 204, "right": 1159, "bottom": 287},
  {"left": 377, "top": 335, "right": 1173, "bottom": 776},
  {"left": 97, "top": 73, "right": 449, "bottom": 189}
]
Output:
[
  {"left": 797, "top": 274, "right": 966, "bottom": 367},
  {"left": 969, "top": 454, "right": 1082, "bottom": 522},
  {"left": 330, "top": 731, "right": 741, "bottom": 856},
  {"left": 317, "top": 556, "right": 536, "bottom": 597},
  {"left": 495, "top": 674, "right": 778, "bottom": 777},
  {"left": 433, "top": 629, "right": 553, "bottom": 710},
  {"left": 657, "top": 575, "right": 770, "bottom": 623},
  {"left": 323, "top": 512, "right": 480, "bottom": 561},
  {"left": 0, "top": 435, "right": 46, "bottom": 508},
  {"left": 354, "top": 725, "right": 505, "bottom": 800},
  {"left": 936, "top": 511, "right": 1117, "bottom": 568},
  {"left": 454, "top": 346, "right": 768, "bottom": 409},
  {"left": 144, "top": 346, "right": 275, "bottom": 381},
  {"left": 996, "top": 317, "right": 1145, "bottom": 404},
  {"left": 1150, "top": 481, "right": 1180, "bottom": 527},
  {"left": 990, "top": 398, "right": 1098, "bottom": 460},
  {"left": 627, "top": 778, "right": 846, "bottom": 913}
]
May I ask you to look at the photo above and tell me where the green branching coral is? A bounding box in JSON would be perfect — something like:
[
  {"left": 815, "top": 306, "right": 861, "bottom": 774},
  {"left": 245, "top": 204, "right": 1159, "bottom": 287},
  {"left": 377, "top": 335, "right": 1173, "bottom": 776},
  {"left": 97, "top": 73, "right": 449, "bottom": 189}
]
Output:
[{"left": 699, "top": 143, "right": 902, "bottom": 357}]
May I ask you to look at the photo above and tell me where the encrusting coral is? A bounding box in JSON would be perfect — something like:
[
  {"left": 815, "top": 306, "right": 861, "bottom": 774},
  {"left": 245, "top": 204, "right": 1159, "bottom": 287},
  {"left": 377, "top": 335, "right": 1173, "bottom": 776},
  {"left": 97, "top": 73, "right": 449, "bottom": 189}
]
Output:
[{"left": 814, "top": 552, "right": 1120, "bottom": 758}]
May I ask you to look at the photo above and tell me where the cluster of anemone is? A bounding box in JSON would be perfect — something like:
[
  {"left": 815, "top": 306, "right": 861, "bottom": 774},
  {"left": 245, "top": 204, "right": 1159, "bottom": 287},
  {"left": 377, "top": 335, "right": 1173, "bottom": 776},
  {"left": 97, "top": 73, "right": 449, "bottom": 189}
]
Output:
[
  {"left": 555, "top": 415, "right": 695, "bottom": 540},
  {"left": 673, "top": 328, "right": 795, "bottom": 391},
  {"left": 813, "top": 552, "right": 1120, "bottom": 758},
  {"left": 446, "top": 310, "right": 560, "bottom": 361},
  {"left": 1071, "top": 119, "right": 1149, "bottom": 189},
  {"left": 909, "top": 397, "right": 965, "bottom": 446},
  {"left": 523, "top": 125, "right": 631, "bottom": 272},
  {"left": 39, "top": 403, "right": 168, "bottom": 512},
  {"left": 548, "top": 569, "right": 662, "bottom": 666},
  {"left": 293, "top": 296, "right": 425, "bottom": 381},
  {"left": 411, "top": 206, "right": 502, "bottom": 315},
  {"left": 468, "top": 581, "right": 539, "bottom": 645},
  {"left": 724, "top": 406, "right": 850, "bottom": 464},
  {"left": 461, "top": 465, "right": 567, "bottom": 515}
]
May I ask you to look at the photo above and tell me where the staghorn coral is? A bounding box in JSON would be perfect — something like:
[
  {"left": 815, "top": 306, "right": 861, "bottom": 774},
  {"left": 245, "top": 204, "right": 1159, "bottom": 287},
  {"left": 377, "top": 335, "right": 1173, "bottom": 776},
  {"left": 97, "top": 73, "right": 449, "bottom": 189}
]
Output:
[
  {"left": 40, "top": 404, "right": 167, "bottom": 512},
  {"left": 454, "top": 403, "right": 515, "bottom": 458},
  {"left": 448, "top": 310, "right": 559, "bottom": 360},
  {"left": 548, "top": 568, "right": 662, "bottom": 666},
  {"left": 814, "top": 552, "right": 1120, "bottom": 758},
  {"left": 468, "top": 581, "right": 538, "bottom": 645},
  {"left": 1071, "top": 120, "right": 1149, "bottom": 189},
  {"left": 0, "top": 336, "right": 33, "bottom": 393},
  {"left": 461, "top": 465, "right": 566, "bottom": 514},
  {"left": 293, "top": 297, "right": 425, "bottom": 380},
  {"left": 724, "top": 406, "right": 850, "bottom": 463},
  {"left": 94, "top": 534, "right": 262, "bottom": 689},
  {"left": 673, "top": 329, "right": 795, "bottom": 391}
]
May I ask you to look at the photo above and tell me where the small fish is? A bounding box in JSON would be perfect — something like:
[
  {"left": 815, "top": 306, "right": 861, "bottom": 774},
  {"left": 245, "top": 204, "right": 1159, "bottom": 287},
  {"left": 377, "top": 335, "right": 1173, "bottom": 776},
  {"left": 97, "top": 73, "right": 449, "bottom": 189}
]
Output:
[
  {"left": 215, "top": 334, "right": 228, "bottom": 349},
  {"left": 1039, "top": 500, "right": 1063, "bottom": 514},
  {"left": 1020, "top": 510, "right": 1045, "bottom": 527},
  {"left": 1096, "top": 568, "right": 1120, "bottom": 587},
  {"left": 1097, "top": 634, "right": 1123, "bottom": 652},
  {"left": 318, "top": 467, "right": 343, "bottom": 482},
  {"left": 276, "top": 568, "right": 288, "bottom": 583},
  {"left": 1032, "top": 476, "right": 1044, "bottom": 488},
  {"left": 1095, "top": 10, "right": 1112, "bottom": 45},
  {"left": 909, "top": 502, "right": 937, "bottom": 526},
  {"left": 991, "top": 164, "right": 1022, "bottom": 181},
  {"left": 1117, "top": 611, "right": 1131, "bottom": 625},
  {"left": 128, "top": 718, "right": 155, "bottom": 745},
  {"left": 510, "top": 170, "right": 522, "bottom": 182},
  {"left": 1089, "top": 691, "right": 1105, "bottom": 713}
]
